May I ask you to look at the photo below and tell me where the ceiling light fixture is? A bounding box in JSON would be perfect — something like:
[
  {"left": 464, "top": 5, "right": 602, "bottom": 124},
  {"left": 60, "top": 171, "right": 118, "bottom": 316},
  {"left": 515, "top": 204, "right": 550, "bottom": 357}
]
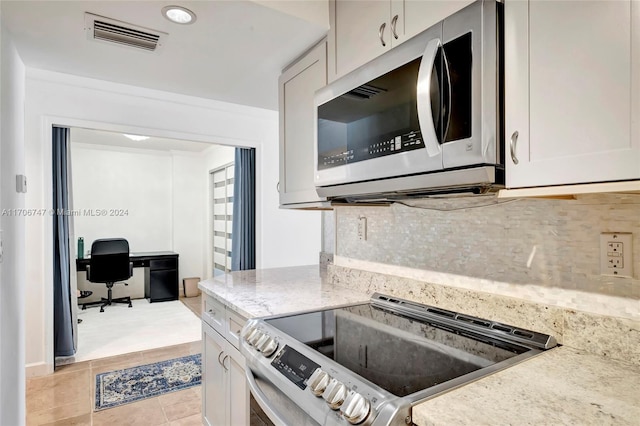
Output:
[
  {"left": 162, "top": 5, "right": 196, "bottom": 25},
  {"left": 123, "top": 134, "right": 150, "bottom": 141}
]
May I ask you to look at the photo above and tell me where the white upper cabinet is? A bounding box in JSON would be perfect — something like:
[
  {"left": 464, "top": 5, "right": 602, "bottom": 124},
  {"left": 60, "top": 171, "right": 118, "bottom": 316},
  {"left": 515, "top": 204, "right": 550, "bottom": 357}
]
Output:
[
  {"left": 505, "top": 0, "right": 640, "bottom": 188},
  {"left": 329, "top": 0, "right": 473, "bottom": 80},
  {"left": 333, "top": 0, "right": 391, "bottom": 78},
  {"left": 279, "top": 41, "right": 328, "bottom": 207},
  {"left": 394, "top": 0, "right": 474, "bottom": 44}
]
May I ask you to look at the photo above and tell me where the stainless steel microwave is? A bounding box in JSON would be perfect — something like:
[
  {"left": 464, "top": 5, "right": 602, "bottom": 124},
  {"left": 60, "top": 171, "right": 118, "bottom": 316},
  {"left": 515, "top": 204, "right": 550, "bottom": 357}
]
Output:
[{"left": 315, "top": 0, "right": 504, "bottom": 200}]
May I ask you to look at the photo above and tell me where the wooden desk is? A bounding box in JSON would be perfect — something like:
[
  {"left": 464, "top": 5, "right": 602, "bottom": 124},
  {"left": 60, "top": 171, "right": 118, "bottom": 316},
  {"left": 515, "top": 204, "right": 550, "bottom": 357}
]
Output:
[{"left": 76, "top": 251, "right": 179, "bottom": 302}]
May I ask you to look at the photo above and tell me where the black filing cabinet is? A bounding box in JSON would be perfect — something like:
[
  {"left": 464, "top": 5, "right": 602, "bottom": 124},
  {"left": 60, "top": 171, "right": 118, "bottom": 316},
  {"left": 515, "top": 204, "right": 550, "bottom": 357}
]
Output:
[{"left": 145, "top": 256, "right": 179, "bottom": 302}]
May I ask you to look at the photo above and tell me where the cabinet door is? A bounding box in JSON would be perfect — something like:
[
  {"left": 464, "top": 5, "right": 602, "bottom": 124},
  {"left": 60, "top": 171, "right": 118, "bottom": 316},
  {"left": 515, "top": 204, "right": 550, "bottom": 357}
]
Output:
[
  {"left": 334, "top": 0, "right": 391, "bottom": 77},
  {"left": 202, "top": 323, "right": 226, "bottom": 426},
  {"left": 393, "top": 0, "right": 474, "bottom": 44},
  {"left": 279, "top": 41, "right": 328, "bottom": 206},
  {"left": 506, "top": 0, "right": 640, "bottom": 188},
  {"left": 148, "top": 269, "right": 178, "bottom": 302},
  {"left": 225, "top": 343, "right": 250, "bottom": 426}
]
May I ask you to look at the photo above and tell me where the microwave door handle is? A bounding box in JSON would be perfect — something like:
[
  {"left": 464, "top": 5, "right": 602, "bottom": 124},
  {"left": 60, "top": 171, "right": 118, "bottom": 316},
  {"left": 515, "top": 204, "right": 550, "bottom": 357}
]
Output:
[
  {"left": 416, "top": 38, "right": 443, "bottom": 157},
  {"left": 442, "top": 48, "right": 452, "bottom": 143}
]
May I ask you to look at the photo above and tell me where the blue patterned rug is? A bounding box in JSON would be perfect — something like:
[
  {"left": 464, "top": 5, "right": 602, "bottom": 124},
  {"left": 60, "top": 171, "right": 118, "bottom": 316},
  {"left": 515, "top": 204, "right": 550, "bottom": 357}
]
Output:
[{"left": 95, "top": 353, "right": 201, "bottom": 411}]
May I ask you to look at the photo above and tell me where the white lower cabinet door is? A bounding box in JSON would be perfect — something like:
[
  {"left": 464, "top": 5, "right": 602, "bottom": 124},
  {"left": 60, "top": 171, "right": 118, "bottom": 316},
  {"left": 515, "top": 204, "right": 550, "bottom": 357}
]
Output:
[
  {"left": 225, "top": 343, "right": 250, "bottom": 426},
  {"left": 203, "top": 320, "right": 251, "bottom": 426},
  {"left": 202, "top": 323, "right": 227, "bottom": 426}
]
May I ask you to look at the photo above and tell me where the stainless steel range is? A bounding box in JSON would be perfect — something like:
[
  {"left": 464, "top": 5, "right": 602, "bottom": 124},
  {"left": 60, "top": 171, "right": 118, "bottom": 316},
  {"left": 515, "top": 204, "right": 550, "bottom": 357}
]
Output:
[{"left": 240, "top": 294, "right": 557, "bottom": 426}]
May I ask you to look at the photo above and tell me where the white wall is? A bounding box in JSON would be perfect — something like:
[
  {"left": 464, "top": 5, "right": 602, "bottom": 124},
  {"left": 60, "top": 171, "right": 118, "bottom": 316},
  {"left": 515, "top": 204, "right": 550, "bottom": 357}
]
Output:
[
  {"left": 260, "top": 122, "right": 322, "bottom": 268},
  {"left": 0, "top": 23, "right": 26, "bottom": 426},
  {"left": 171, "top": 151, "right": 206, "bottom": 282},
  {"left": 71, "top": 142, "right": 207, "bottom": 285},
  {"left": 70, "top": 144, "right": 173, "bottom": 253},
  {"left": 24, "top": 69, "right": 321, "bottom": 375},
  {"left": 202, "top": 140, "right": 323, "bottom": 273}
]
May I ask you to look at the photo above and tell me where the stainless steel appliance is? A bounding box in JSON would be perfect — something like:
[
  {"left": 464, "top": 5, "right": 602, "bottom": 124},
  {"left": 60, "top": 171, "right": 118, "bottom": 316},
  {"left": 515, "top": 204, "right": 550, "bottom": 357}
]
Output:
[
  {"left": 240, "top": 293, "right": 557, "bottom": 426},
  {"left": 315, "top": 0, "right": 504, "bottom": 200}
]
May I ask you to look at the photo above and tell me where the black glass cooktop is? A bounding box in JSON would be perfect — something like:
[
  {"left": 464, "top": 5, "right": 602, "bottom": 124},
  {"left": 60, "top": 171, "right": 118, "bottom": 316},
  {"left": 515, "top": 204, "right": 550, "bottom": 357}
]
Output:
[{"left": 266, "top": 303, "right": 528, "bottom": 397}]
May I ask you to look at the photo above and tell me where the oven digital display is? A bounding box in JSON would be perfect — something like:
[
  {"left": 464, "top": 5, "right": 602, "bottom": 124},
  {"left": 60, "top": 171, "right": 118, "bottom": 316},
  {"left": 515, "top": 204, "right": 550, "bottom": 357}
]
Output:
[{"left": 271, "top": 345, "right": 320, "bottom": 390}]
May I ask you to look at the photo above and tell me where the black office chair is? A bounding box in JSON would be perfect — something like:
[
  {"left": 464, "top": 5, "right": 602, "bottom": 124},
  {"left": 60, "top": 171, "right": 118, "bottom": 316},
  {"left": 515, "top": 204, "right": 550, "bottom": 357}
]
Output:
[{"left": 82, "top": 238, "right": 133, "bottom": 312}]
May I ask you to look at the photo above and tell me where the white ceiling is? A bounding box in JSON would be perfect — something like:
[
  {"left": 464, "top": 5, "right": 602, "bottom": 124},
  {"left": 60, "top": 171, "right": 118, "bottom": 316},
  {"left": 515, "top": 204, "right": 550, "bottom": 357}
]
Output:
[
  {"left": 71, "top": 127, "right": 215, "bottom": 152},
  {"left": 1, "top": 1, "right": 329, "bottom": 110}
]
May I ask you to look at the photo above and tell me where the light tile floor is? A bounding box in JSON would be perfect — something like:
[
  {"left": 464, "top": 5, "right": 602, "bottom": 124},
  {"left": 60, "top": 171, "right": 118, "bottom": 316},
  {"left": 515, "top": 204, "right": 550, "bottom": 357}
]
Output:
[
  {"left": 26, "top": 341, "right": 203, "bottom": 426},
  {"left": 179, "top": 295, "right": 202, "bottom": 319},
  {"left": 27, "top": 295, "right": 270, "bottom": 426}
]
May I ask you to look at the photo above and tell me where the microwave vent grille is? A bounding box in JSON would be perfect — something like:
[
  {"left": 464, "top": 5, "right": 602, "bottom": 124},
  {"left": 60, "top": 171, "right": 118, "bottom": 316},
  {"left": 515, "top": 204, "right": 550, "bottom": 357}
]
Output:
[{"left": 344, "top": 84, "right": 387, "bottom": 100}]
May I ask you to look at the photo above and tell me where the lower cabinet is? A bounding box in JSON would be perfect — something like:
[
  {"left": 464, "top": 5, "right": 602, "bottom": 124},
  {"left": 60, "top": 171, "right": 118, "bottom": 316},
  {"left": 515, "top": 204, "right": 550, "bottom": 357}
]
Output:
[
  {"left": 144, "top": 257, "right": 179, "bottom": 302},
  {"left": 203, "top": 323, "right": 226, "bottom": 426},
  {"left": 202, "top": 311, "right": 249, "bottom": 426},
  {"left": 226, "top": 344, "right": 249, "bottom": 426}
]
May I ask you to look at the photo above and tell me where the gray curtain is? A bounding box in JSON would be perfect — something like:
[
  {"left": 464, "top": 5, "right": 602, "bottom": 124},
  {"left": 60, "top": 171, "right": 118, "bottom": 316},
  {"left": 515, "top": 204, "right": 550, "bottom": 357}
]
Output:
[
  {"left": 231, "top": 148, "right": 256, "bottom": 270},
  {"left": 53, "top": 126, "right": 75, "bottom": 357}
]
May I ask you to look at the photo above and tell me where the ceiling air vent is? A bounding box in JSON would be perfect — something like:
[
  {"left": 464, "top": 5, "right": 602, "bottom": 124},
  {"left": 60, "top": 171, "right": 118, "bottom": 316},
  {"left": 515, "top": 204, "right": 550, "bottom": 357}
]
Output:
[{"left": 84, "top": 13, "right": 167, "bottom": 52}]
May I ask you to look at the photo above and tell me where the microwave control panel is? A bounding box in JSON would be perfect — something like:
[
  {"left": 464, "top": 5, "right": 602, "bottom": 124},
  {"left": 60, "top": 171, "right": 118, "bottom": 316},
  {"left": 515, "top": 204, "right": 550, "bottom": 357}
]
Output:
[{"left": 319, "top": 130, "right": 424, "bottom": 170}]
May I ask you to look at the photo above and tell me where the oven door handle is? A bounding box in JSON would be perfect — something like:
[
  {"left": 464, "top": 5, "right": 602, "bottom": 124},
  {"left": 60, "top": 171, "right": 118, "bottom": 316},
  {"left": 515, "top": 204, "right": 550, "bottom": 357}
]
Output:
[
  {"left": 416, "top": 38, "right": 443, "bottom": 158},
  {"left": 245, "top": 369, "right": 288, "bottom": 426}
]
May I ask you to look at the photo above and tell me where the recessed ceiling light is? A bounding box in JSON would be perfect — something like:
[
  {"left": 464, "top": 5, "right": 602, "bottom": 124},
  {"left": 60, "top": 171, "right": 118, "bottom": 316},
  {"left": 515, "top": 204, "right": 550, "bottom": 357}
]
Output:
[
  {"left": 123, "top": 134, "right": 150, "bottom": 141},
  {"left": 162, "top": 5, "right": 196, "bottom": 25}
]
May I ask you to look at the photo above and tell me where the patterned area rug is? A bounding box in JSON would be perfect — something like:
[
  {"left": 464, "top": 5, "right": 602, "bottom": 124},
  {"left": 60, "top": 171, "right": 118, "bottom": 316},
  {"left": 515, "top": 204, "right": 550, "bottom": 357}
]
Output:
[{"left": 95, "top": 354, "right": 201, "bottom": 411}]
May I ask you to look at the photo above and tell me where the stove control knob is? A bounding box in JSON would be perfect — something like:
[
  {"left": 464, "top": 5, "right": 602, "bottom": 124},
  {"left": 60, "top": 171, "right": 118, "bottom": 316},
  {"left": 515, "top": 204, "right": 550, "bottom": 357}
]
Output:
[
  {"left": 307, "top": 368, "right": 330, "bottom": 396},
  {"left": 255, "top": 334, "right": 270, "bottom": 350},
  {"left": 342, "top": 391, "right": 371, "bottom": 424},
  {"left": 248, "top": 330, "right": 264, "bottom": 346},
  {"left": 259, "top": 337, "right": 279, "bottom": 357},
  {"left": 240, "top": 321, "right": 257, "bottom": 340},
  {"left": 322, "top": 378, "right": 347, "bottom": 410}
]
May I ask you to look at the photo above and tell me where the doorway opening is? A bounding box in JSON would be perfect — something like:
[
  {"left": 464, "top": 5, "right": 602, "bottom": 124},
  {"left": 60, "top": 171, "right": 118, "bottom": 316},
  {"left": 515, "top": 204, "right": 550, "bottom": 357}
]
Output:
[{"left": 52, "top": 126, "right": 254, "bottom": 365}]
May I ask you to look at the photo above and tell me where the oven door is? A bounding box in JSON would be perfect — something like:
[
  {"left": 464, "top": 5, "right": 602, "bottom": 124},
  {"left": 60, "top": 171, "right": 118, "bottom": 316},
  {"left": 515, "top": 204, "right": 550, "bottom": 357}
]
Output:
[{"left": 246, "top": 368, "right": 319, "bottom": 426}]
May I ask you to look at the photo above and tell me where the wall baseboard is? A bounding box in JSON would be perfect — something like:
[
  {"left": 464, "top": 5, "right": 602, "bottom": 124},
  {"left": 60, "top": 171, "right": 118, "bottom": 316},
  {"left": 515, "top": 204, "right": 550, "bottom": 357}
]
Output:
[{"left": 26, "top": 362, "right": 53, "bottom": 378}]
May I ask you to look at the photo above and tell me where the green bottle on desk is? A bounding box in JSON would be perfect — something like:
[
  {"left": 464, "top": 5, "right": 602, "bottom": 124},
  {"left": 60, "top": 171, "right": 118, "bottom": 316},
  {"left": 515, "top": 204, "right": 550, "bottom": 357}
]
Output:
[{"left": 78, "top": 237, "right": 84, "bottom": 259}]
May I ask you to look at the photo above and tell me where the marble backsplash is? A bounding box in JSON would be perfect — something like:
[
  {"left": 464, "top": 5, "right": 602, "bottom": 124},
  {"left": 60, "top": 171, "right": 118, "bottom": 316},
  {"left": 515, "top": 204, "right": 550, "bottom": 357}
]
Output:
[
  {"left": 328, "top": 264, "right": 640, "bottom": 365},
  {"left": 329, "top": 193, "right": 640, "bottom": 299}
]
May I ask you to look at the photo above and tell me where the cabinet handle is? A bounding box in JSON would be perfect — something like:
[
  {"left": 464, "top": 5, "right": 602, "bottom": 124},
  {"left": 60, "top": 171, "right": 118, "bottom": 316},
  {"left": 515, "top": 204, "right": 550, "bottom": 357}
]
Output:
[
  {"left": 217, "top": 351, "right": 225, "bottom": 366},
  {"left": 222, "top": 354, "right": 229, "bottom": 371},
  {"left": 379, "top": 22, "right": 387, "bottom": 47},
  {"left": 510, "top": 131, "right": 519, "bottom": 165},
  {"left": 391, "top": 15, "right": 399, "bottom": 40},
  {"left": 276, "top": 181, "right": 280, "bottom": 193}
]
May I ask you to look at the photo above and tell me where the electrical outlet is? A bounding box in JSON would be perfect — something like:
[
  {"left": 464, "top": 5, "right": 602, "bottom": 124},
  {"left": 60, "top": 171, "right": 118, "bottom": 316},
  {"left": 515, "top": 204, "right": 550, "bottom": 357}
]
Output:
[
  {"left": 358, "top": 216, "right": 367, "bottom": 241},
  {"left": 600, "top": 232, "right": 633, "bottom": 277},
  {"left": 608, "top": 257, "right": 623, "bottom": 268}
]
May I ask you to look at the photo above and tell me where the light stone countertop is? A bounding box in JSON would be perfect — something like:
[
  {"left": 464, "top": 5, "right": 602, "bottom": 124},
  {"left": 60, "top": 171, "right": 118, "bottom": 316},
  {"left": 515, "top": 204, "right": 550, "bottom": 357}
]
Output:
[
  {"left": 412, "top": 346, "right": 640, "bottom": 426},
  {"left": 197, "top": 265, "right": 369, "bottom": 319},
  {"left": 199, "top": 265, "right": 640, "bottom": 425}
]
